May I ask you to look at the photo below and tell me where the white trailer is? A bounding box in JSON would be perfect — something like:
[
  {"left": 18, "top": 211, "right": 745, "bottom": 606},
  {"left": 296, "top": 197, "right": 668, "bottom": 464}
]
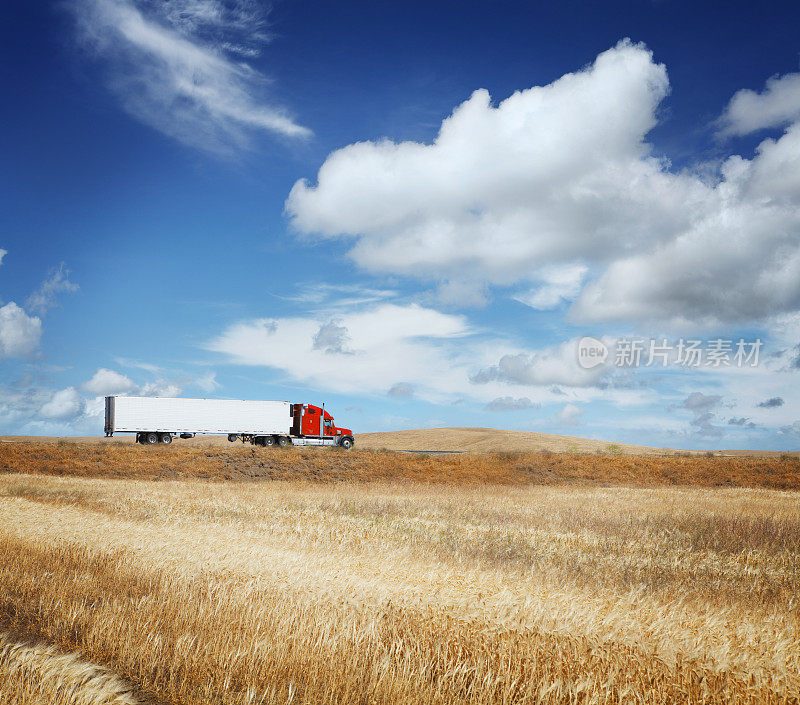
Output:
[
  {"left": 104, "top": 396, "right": 355, "bottom": 448},
  {"left": 106, "top": 396, "right": 291, "bottom": 444}
]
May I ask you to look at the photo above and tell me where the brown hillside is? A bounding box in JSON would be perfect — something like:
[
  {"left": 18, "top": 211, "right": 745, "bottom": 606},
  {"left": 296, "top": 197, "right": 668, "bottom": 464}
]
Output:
[{"left": 1, "top": 442, "right": 799, "bottom": 489}]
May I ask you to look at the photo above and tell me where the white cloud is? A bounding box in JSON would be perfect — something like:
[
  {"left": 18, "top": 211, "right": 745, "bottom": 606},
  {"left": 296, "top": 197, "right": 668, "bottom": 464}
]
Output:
[
  {"left": 0, "top": 303, "right": 42, "bottom": 359},
  {"left": 0, "top": 364, "right": 221, "bottom": 434},
  {"left": 140, "top": 381, "right": 183, "bottom": 397},
  {"left": 287, "top": 41, "right": 800, "bottom": 326},
  {"left": 287, "top": 40, "right": 673, "bottom": 281},
  {"left": 470, "top": 338, "right": 611, "bottom": 388},
  {"left": 206, "top": 303, "right": 473, "bottom": 401},
  {"left": 25, "top": 264, "right": 79, "bottom": 316},
  {"left": 0, "top": 258, "right": 76, "bottom": 360},
  {"left": 513, "top": 264, "right": 587, "bottom": 310},
  {"left": 206, "top": 304, "right": 648, "bottom": 409},
  {"left": 40, "top": 387, "right": 86, "bottom": 420},
  {"left": 553, "top": 403, "right": 584, "bottom": 426},
  {"left": 192, "top": 371, "right": 220, "bottom": 393},
  {"left": 80, "top": 367, "right": 137, "bottom": 395},
  {"left": 572, "top": 140, "right": 800, "bottom": 325},
  {"left": 718, "top": 72, "right": 800, "bottom": 136},
  {"left": 81, "top": 365, "right": 217, "bottom": 398},
  {"left": 71, "top": 0, "right": 310, "bottom": 155}
]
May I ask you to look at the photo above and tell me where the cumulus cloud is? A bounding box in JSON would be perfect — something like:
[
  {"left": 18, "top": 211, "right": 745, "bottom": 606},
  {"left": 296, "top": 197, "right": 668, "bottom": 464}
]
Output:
[
  {"left": 758, "top": 396, "right": 785, "bottom": 408},
  {"left": 484, "top": 396, "right": 538, "bottom": 411},
  {"left": 80, "top": 367, "right": 137, "bottom": 396},
  {"left": 25, "top": 264, "right": 79, "bottom": 316},
  {"left": 288, "top": 41, "right": 671, "bottom": 282},
  {"left": 71, "top": 0, "right": 309, "bottom": 155},
  {"left": 0, "top": 303, "right": 42, "bottom": 359},
  {"left": 0, "top": 249, "right": 6, "bottom": 265},
  {"left": 718, "top": 72, "right": 800, "bottom": 136},
  {"left": 40, "top": 387, "right": 86, "bottom": 419},
  {"left": 288, "top": 41, "right": 800, "bottom": 326},
  {"left": 728, "top": 417, "right": 756, "bottom": 428}
]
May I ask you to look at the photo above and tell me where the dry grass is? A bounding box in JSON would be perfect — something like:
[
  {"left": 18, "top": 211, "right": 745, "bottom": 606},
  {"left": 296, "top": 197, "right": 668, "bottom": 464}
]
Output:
[
  {"left": 0, "top": 458, "right": 799, "bottom": 704},
  {"left": 356, "top": 427, "right": 673, "bottom": 454},
  {"left": 1, "top": 442, "right": 800, "bottom": 488},
  {"left": 0, "top": 632, "right": 138, "bottom": 705}
]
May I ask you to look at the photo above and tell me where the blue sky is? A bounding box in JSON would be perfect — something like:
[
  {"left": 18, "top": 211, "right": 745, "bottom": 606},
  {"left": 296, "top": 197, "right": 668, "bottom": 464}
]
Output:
[{"left": 1, "top": 0, "right": 799, "bottom": 449}]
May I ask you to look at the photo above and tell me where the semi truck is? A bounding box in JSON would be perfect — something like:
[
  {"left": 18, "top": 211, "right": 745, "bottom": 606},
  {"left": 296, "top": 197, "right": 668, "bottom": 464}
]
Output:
[{"left": 104, "top": 396, "right": 355, "bottom": 449}]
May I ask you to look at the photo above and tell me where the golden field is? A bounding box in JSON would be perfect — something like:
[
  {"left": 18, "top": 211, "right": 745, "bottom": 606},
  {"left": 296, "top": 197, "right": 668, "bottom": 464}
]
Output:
[{"left": 0, "top": 443, "right": 799, "bottom": 703}]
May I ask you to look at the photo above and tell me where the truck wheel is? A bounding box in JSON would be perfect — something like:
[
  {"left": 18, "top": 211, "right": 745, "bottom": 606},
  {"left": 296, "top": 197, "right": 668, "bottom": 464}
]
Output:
[
  {"left": 340, "top": 437, "right": 353, "bottom": 450},
  {"left": 227, "top": 434, "right": 238, "bottom": 442},
  {"left": 277, "top": 436, "right": 291, "bottom": 448},
  {"left": 145, "top": 432, "right": 159, "bottom": 445},
  {"left": 160, "top": 433, "right": 172, "bottom": 444},
  {"left": 263, "top": 436, "right": 276, "bottom": 447}
]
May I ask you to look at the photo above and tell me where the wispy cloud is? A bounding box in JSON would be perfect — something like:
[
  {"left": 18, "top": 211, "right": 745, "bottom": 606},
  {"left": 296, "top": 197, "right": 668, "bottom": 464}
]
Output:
[
  {"left": 25, "top": 263, "right": 79, "bottom": 316},
  {"left": 71, "top": 0, "right": 310, "bottom": 155}
]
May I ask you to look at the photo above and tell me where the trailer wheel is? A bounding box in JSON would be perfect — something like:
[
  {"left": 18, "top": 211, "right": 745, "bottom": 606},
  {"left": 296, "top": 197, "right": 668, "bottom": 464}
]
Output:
[
  {"left": 277, "top": 436, "right": 291, "bottom": 448},
  {"left": 160, "top": 433, "right": 172, "bottom": 444},
  {"left": 227, "top": 434, "right": 238, "bottom": 442},
  {"left": 340, "top": 437, "right": 353, "bottom": 450},
  {"left": 145, "top": 432, "right": 159, "bottom": 445},
  {"left": 263, "top": 436, "right": 276, "bottom": 447}
]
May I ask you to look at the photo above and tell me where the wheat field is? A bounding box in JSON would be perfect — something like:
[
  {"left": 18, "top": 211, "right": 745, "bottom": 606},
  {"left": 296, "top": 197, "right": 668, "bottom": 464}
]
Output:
[{"left": 0, "top": 446, "right": 799, "bottom": 703}]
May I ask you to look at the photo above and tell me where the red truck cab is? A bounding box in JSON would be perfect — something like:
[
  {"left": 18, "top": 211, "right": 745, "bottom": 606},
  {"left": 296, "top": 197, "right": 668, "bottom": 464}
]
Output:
[{"left": 292, "top": 404, "right": 354, "bottom": 448}]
